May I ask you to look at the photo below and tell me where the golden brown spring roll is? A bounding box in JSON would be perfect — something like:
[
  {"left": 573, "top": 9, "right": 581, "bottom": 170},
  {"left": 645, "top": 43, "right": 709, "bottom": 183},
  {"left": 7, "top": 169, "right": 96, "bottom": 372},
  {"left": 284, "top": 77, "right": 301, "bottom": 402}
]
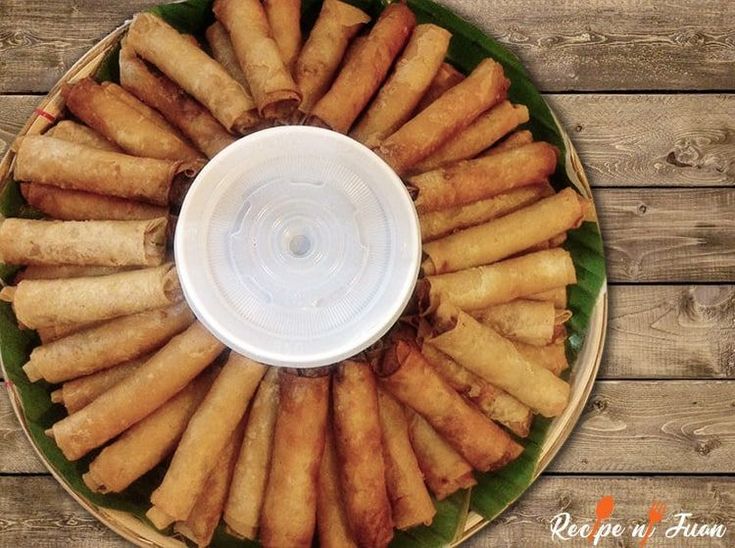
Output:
[
  {"left": 377, "top": 389, "right": 435, "bottom": 530},
  {"left": 430, "top": 302, "right": 570, "bottom": 417},
  {"left": 410, "top": 141, "right": 558, "bottom": 213},
  {"left": 45, "top": 120, "right": 121, "bottom": 151},
  {"left": 485, "top": 129, "right": 534, "bottom": 155},
  {"left": 260, "top": 372, "right": 329, "bottom": 548},
  {"left": 101, "top": 81, "right": 177, "bottom": 132},
  {"left": 148, "top": 354, "right": 266, "bottom": 527},
  {"left": 414, "top": 62, "right": 464, "bottom": 113},
  {"left": 419, "top": 183, "right": 553, "bottom": 242},
  {"left": 23, "top": 302, "right": 193, "bottom": 384},
  {"left": 378, "top": 58, "right": 508, "bottom": 175},
  {"left": 527, "top": 287, "right": 568, "bottom": 308},
  {"left": 351, "top": 24, "right": 451, "bottom": 148},
  {"left": 214, "top": 0, "right": 301, "bottom": 119},
  {"left": 119, "top": 44, "right": 236, "bottom": 159},
  {"left": 3, "top": 263, "right": 182, "bottom": 330},
  {"left": 515, "top": 339, "right": 569, "bottom": 376},
  {"left": 127, "top": 13, "right": 259, "bottom": 132},
  {"left": 83, "top": 369, "right": 216, "bottom": 493},
  {"left": 0, "top": 217, "right": 167, "bottom": 267},
  {"left": 471, "top": 299, "right": 562, "bottom": 347},
  {"left": 225, "top": 368, "right": 279, "bottom": 540},
  {"left": 13, "top": 136, "right": 182, "bottom": 206},
  {"left": 263, "top": 0, "right": 302, "bottom": 72},
  {"left": 406, "top": 410, "right": 476, "bottom": 500},
  {"left": 19, "top": 264, "right": 128, "bottom": 281},
  {"left": 48, "top": 322, "right": 224, "bottom": 460},
  {"left": 36, "top": 320, "right": 101, "bottom": 343},
  {"left": 379, "top": 340, "right": 522, "bottom": 471},
  {"left": 333, "top": 361, "right": 393, "bottom": 547},
  {"left": 205, "top": 22, "right": 250, "bottom": 89},
  {"left": 415, "top": 101, "right": 530, "bottom": 171},
  {"left": 422, "top": 188, "right": 585, "bottom": 275},
  {"left": 310, "top": 3, "right": 416, "bottom": 133},
  {"left": 295, "top": 0, "right": 370, "bottom": 114}
]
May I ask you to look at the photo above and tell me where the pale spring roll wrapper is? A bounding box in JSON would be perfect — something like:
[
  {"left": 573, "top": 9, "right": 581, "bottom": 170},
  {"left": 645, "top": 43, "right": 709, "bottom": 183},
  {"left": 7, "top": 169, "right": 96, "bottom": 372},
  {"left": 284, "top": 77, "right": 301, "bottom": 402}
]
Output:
[
  {"left": 377, "top": 389, "right": 435, "bottom": 529},
  {"left": 378, "top": 58, "right": 509, "bottom": 175},
  {"left": 149, "top": 353, "right": 266, "bottom": 526},
  {"left": 421, "top": 248, "right": 577, "bottom": 313},
  {"left": 351, "top": 24, "right": 451, "bottom": 148},
  {"left": 295, "top": 0, "right": 369, "bottom": 115},
  {"left": 127, "top": 13, "right": 259, "bottom": 132},
  {"left": 422, "top": 188, "right": 586, "bottom": 275},
  {"left": 406, "top": 410, "right": 476, "bottom": 500},
  {"left": 36, "top": 321, "right": 100, "bottom": 343},
  {"left": 414, "top": 62, "right": 464, "bottom": 113},
  {"left": 23, "top": 302, "right": 193, "bottom": 384},
  {"left": 0, "top": 217, "right": 167, "bottom": 267},
  {"left": 3, "top": 264, "right": 181, "bottom": 330},
  {"left": 13, "top": 136, "right": 182, "bottom": 206},
  {"left": 415, "top": 101, "right": 530, "bottom": 171},
  {"left": 260, "top": 372, "right": 329, "bottom": 548},
  {"left": 419, "top": 183, "right": 553, "bottom": 242},
  {"left": 333, "top": 361, "right": 394, "bottom": 547},
  {"left": 472, "top": 299, "right": 561, "bottom": 347},
  {"left": 410, "top": 141, "right": 558, "bottom": 213},
  {"left": 205, "top": 22, "right": 251, "bottom": 89},
  {"left": 46, "top": 120, "right": 121, "bottom": 152},
  {"left": 19, "top": 264, "right": 129, "bottom": 281},
  {"left": 484, "top": 129, "right": 534, "bottom": 155},
  {"left": 225, "top": 367, "right": 279, "bottom": 540},
  {"left": 119, "top": 44, "right": 236, "bottom": 159},
  {"left": 83, "top": 369, "right": 216, "bottom": 494},
  {"left": 515, "top": 339, "right": 569, "bottom": 376},
  {"left": 310, "top": 3, "right": 416, "bottom": 133},
  {"left": 527, "top": 286, "right": 568, "bottom": 308},
  {"left": 49, "top": 322, "right": 225, "bottom": 460},
  {"left": 214, "top": 0, "right": 301, "bottom": 119},
  {"left": 263, "top": 0, "right": 302, "bottom": 71},
  {"left": 429, "top": 302, "right": 570, "bottom": 417}
]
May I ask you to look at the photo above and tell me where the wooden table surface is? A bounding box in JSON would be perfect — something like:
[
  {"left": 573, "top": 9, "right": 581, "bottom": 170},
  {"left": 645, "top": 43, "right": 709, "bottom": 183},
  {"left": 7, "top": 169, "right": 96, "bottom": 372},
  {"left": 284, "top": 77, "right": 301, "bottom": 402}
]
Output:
[{"left": 1, "top": 1, "right": 734, "bottom": 546}]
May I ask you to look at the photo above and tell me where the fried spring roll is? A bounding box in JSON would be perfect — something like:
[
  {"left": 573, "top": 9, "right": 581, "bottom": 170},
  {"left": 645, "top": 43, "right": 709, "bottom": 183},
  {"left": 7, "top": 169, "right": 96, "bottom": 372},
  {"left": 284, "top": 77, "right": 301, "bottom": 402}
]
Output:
[
  {"left": 214, "top": 0, "right": 301, "bottom": 119},
  {"left": 295, "top": 0, "right": 370, "bottom": 114},
  {"left": 420, "top": 248, "right": 577, "bottom": 313},
  {"left": 119, "top": 44, "right": 236, "bottom": 159},
  {"left": 410, "top": 141, "right": 558, "bottom": 213},
  {"left": 378, "top": 58, "right": 509, "bottom": 175},
  {"left": 3, "top": 263, "right": 182, "bottom": 330},
  {"left": 414, "top": 62, "right": 464, "bottom": 113},
  {"left": 415, "top": 101, "right": 530, "bottom": 171},
  {"left": 45, "top": 120, "right": 121, "bottom": 151},
  {"left": 422, "top": 188, "right": 585, "bottom": 275},
  {"left": 101, "top": 81, "right": 176, "bottom": 133},
  {"left": 148, "top": 354, "right": 266, "bottom": 526},
  {"left": 310, "top": 3, "right": 416, "bottom": 133},
  {"left": 127, "top": 13, "right": 259, "bottom": 132},
  {"left": 333, "top": 361, "right": 393, "bottom": 547},
  {"left": 48, "top": 322, "right": 224, "bottom": 460},
  {"left": 527, "top": 287, "right": 568, "bottom": 308},
  {"left": 351, "top": 24, "right": 451, "bottom": 148},
  {"left": 0, "top": 217, "right": 167, "bottom": 267},
  {"left": 36, "top": 320, "right": 102, "bottom": 344},
  {"left": 485, "top": 129, "right": 534, "bottom": 155},
  {"left": 19, "top": 264, "right": 128, "bottom": 281},
  {"left": 205, "top": 22, "right": 250, "bottom": 89},
  {"left": 429, "top": 302, "right": 570, "bottom": 417},
  {"left": 83, "top": 369, "right": 216, "bottom": 493},
  {"left": 260, "top": 372, "right": 329, "bottom": 548},
  {"left": 225, "top": 368, "right": 279, "bottom": 540},
  {"left": 515, "top": 339, "right": 569, "bottom": 376},
  {"left": 377, "top": 389, "right": 435, "bottom": 529},
  {"left": 471, "top": 299, "right": 562, "bottom": 347},
  {"left": 263, "top": 0, "right": 302, "bottom": 72}
]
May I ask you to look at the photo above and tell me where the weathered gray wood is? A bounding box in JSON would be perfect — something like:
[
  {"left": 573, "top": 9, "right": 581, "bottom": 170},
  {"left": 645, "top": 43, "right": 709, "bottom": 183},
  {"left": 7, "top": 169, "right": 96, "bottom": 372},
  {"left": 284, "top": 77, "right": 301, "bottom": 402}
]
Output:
[
  {"left": 0, "top": 389, "right": 44, "bottom": 473},
  {"left": 0, "top": 95, "right": 39, "bottom": 158}
]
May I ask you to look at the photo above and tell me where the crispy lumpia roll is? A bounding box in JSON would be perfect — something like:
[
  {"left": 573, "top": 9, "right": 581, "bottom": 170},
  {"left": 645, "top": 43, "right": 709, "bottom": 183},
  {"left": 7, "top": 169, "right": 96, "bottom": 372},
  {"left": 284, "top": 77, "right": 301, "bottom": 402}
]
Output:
[
  {"left": 119, "top": 44, "right": 236, "bottom": 159},
  {"left": 527, "top": 287, "right": 568, "bottom": 308},
  {"left": 429, "top": 302, "right": 570, "bottom": 417},
  {"left": 420, "top": 248, "right": 577, "bottom": 313},
  {"left": 148, "top": 354, "right": 266, "bottom": 526},
  {"left": 415, "top": 62, "right": 464, "bottom": 113},
  {"left": 263, "top": 0, "right": 302, "bottom": 71},
  {"left": 422, "top": 188, "right": 585, "bottom": 275},
  {"left": 205, "top": 22, "right": 250, "bottom": 89},
  {"left": 515, "top": 339, "right": 569, "bottom": 376},
  {"left": 406, "top": 410, "right": 475, "bottom": 500},
  {"left": 127, "top": 13, "right": 259, "bottom": 132},
  {"left": 214, "top": 0, "right": 301, "bottom": 119},
  {"left": 22, "top": 302, "right": 193, "bottom": 383},
  {"left": 0, "top": 217, "right": 167, "bottom": 267},
  {"left": 485, "top": 129, "right": 534, "bottom": 154},
  {"left": 46, "top": 120, "right": 120, "bottom": 151},
  {"left": 310, "top": 3, "right": 416, "bottom": 133},
  {"left": 102, "top": 81, "right": 179, "bottom": 135},
  {"left": 351, "top": 24, "right": 451, "bottom": 148},
  {"left": 225, "top": 368, "right": 279, "bottom": 540},
  {"left": 415, "top": 101, "right": 530, "bottom": 171},
  {"left": 471, "top": 299, "right": 564, "bottom": 347},
  {"left": 19, "top": 264, "right": 128, "bottom": 281},
  {"left": 379, "top": 340, "right": 521, "bottom": 471},
  {"left": 36, "top": 321, "right": 100, "bottom": 343},
  {"left": 260, "top": 372, "right": 329, "bottom": 548},
  {"left": 333, "top": 361, "right": 393, "bottom": 547},
  {"left": 419, "top": 183, "right": 553, "bottom": 242},
  {"left": 295, "top": 0, "right": 370, "bottom": 114},
  {"left": 3, "top": 263, "right": 182, "bottom": 330},
  {"left": 84, "top": 369, "right": 216, "bottom": 494},
  {"left": 377, "top": 389, "right": 435, "bottom": 529},
  {"left": 48, "top": 322, "right": 224, "bottom": 460},
  {"left": 410, "top": 141, "right": 558, "bottom": 213},
  {"left": 378, "top": 58, "right": 508, "bottom": 175}
]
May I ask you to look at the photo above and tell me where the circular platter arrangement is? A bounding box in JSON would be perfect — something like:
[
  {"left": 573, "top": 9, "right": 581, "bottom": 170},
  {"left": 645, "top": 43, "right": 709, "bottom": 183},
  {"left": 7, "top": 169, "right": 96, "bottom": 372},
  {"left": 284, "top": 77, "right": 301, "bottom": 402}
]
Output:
[{"left": 0, "top": 1, "right": 607, "bottom": 547}]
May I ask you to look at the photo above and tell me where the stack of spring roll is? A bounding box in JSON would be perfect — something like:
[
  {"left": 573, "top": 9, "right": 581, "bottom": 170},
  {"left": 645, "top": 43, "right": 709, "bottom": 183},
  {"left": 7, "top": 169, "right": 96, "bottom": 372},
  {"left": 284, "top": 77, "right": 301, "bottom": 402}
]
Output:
[{"left": 0, "top": 1, "right": 592, "bottom": 546}]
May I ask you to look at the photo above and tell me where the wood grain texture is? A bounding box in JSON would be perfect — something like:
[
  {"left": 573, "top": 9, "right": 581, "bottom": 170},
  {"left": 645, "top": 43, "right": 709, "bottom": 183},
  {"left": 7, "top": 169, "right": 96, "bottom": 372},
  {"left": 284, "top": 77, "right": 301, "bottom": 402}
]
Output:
[{"left": 0, "top": 95, "right": 39, "bottom": 158}]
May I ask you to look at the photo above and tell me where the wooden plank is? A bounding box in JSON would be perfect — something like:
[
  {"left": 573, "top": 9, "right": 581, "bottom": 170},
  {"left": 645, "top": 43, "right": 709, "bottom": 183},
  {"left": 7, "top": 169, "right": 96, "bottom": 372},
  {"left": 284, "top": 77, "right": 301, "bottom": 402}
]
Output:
[
  {"left": 0, "top": 389, "right": 44, "bottom": 473},
  {"left": 0, "top": 95, "right": 39, "bottom": 158}
]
